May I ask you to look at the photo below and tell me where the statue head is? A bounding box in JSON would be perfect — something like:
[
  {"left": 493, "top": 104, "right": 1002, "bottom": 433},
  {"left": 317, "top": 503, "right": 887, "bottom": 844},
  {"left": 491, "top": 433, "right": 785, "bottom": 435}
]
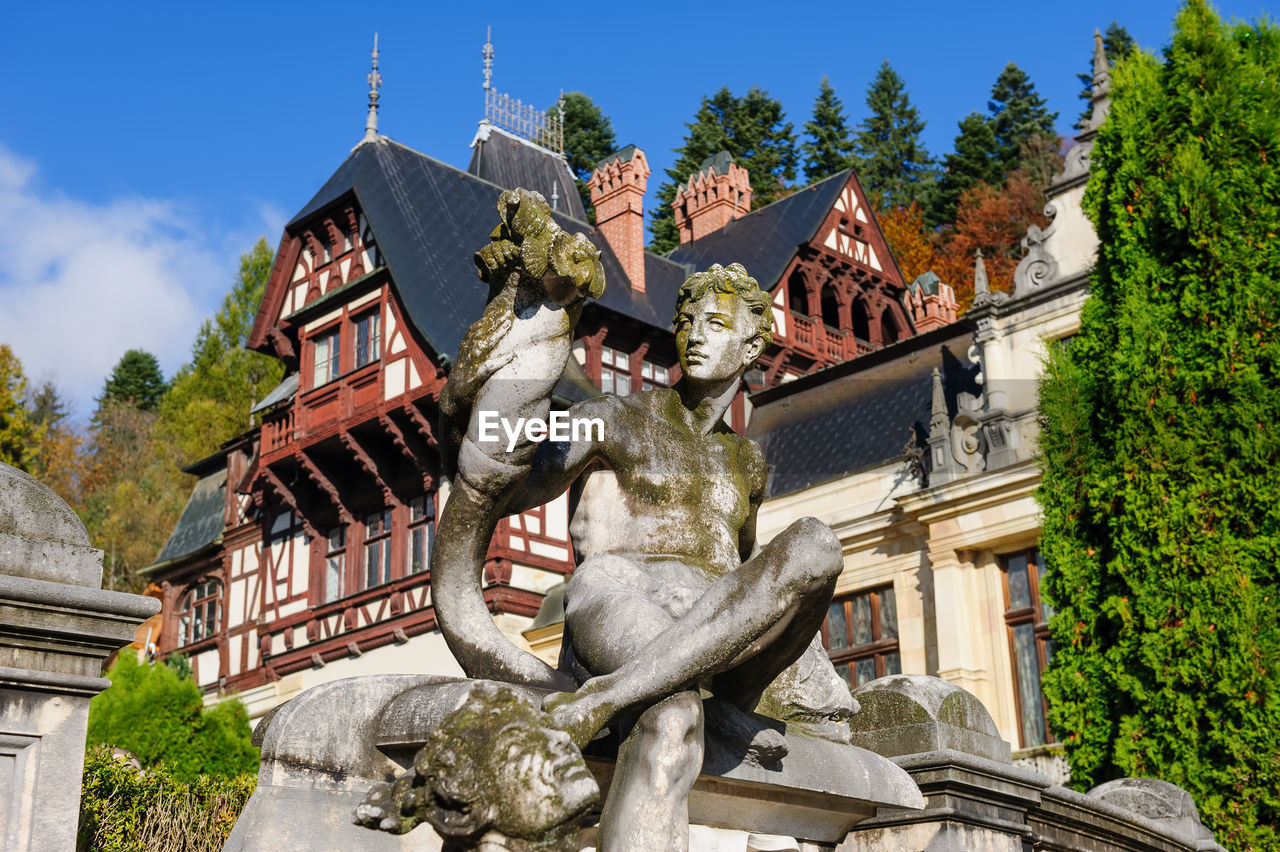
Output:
[
  {"left": 415, "top": 682, "right": 599, "bottom": 851},
  {"left": 672, "top": 263, "right": 772, "bottom": 383}
]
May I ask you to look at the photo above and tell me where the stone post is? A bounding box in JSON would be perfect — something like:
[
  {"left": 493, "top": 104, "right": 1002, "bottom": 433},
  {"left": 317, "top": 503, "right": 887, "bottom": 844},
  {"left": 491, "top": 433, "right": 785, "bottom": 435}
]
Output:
[{"left": 0, "top": 463, "right": 160, "bottom": 851}]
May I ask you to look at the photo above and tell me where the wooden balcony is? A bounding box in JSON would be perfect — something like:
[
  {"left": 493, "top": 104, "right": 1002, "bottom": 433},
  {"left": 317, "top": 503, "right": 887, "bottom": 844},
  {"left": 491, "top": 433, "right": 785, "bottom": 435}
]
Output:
[{"left": 786, "top": 314, "right": 873, "bottom": 363}]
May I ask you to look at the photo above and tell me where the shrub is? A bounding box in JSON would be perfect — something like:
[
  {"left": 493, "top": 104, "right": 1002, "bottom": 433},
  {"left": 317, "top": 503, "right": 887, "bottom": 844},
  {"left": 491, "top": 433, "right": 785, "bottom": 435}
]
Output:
[{"left": 78, "top": 745, "right": 256, "bottom": 852}]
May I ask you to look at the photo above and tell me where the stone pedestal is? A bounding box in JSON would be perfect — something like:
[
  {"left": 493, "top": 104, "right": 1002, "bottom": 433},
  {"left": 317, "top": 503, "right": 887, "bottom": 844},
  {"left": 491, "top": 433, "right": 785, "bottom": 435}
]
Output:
[
  {"left": 841, "top": 675, "right": 1226, "bottom": 852},
  {"left": 227, "top": 675, "right": 924, "bottom": 851},
  {"left": 0, "top": 463, "right": 160, "bottom": 851}
]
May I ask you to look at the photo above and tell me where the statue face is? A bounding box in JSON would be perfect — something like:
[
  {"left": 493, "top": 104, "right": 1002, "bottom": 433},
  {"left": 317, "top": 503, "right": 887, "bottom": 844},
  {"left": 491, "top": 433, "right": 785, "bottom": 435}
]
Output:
[
  {"left": 492, "top": 725, "right": 598, "bottom": 834},
  {"left": 675, "top": 290, "right": 764, "bottom": 384}
]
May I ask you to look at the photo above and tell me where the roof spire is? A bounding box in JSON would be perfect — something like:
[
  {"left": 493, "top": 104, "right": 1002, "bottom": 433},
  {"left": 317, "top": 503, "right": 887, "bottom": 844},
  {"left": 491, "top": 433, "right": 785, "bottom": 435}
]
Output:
[
  {"left": 362, "top": 34, "right": 382, "bottom": 144},
  {"left": 482, "top": 27, "right": 494, "bottom": 92},
  {"left": 1084, "top": 29, "right": 1113, "bottom": 132},
  {"left": 973, "top": 248, "right": 989, "bottom": 298}
]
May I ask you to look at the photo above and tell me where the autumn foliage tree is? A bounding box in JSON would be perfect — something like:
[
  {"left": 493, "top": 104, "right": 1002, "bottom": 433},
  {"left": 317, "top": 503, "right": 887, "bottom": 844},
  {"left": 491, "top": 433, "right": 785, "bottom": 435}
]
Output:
[
  {"left": 876, "top": 202, "right": 934, "bottom": 285},
  {"left": 930, "top": 171, "right": 1053, "bottom": 310}
]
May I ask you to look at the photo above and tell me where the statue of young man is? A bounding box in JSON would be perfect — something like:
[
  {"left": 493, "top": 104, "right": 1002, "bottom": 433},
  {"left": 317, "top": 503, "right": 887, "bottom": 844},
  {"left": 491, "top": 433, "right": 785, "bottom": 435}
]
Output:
[{"left": 430, "top": 193, "right": 854, "bottom": 850}]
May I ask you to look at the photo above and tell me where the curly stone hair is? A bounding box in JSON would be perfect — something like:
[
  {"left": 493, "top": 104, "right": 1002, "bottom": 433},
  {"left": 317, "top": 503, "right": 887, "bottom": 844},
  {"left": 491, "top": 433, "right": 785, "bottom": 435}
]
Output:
[{"left": 672, "top": 263, "right": 774, "bottom": 349}]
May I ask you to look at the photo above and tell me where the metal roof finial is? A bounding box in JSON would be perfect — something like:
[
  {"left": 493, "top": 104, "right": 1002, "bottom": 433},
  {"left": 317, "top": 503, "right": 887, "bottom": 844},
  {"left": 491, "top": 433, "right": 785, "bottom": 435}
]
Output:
[
  {"left": 483, "top": 27, "right": 494, "bottom": 92},
  {"left": 363, "top": 34, "right": 382, "bottom": 144}
]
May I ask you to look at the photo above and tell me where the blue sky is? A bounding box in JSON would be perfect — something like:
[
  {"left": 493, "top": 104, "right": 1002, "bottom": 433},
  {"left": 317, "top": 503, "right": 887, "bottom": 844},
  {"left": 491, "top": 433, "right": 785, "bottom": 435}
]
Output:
[{"left": 1, "top": 0, "right": 1272, "bottom": 418}]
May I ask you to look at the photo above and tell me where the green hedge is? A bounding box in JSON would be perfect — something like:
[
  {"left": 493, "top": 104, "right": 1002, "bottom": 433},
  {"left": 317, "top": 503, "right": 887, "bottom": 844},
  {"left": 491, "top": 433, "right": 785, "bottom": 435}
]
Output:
[{"left": 78, "top": 745, "right": 256, "bottom": 852}]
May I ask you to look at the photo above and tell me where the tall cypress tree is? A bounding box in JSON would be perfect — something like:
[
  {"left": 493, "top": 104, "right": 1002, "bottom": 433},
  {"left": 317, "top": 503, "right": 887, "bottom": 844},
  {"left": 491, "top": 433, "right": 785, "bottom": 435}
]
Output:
[
  {"left": 929, "top": 112, "right": 1002, "bottom": 227},
  {"left": 648, "top": 87, "right": 798, "bottom": 253},
  {"left": 1076, "top": 23, "right": 1136, "bottom": 125},
  {"left": 988, "top": 63, "right": 1058, "bottom": 175},
  {"left": 852, "top": 60, "right": 937, "bottom": 210},
  {"left": 1037, "top": 3, "right": 1280, "bottom": 848},
  {"left": 549, "top": 92, "right": 618, "bottom": 223},
  {"left": 801, "top": 76, "right": 855, "bottom": 183}
]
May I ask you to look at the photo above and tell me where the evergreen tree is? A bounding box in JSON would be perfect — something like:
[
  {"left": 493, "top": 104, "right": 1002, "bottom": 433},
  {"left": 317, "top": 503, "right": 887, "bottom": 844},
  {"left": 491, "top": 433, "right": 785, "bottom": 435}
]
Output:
[
  {"left": 99, "top": 349, "right": 166, "bottom": 413},
  {"left": 0, "top": 344, "right": 42, "bottom": 472},
  {"left": 649, "top": 87, "right": 798, "bottom": 253},
  {"left": 158, "top": 238, "right": 285, "bottom": 463},
  {"left": 852, "top": 60, "right": 937, "bottom": 209},
  {"left": 1037, "top": 4, "right": 1280, "bottom": 848},
  {"left": 1077, "top": 23, "right": 1136, "bottom": 124},
  {"left": 988, "top": 63, "right": 1058, "bottom": 175},
  {"left": 929, "top": 112, "right": 1002, "bottom": 226},
  {"left": 801, "top": 76, "right": 855, "bottom": 183},
  {"left": 87, "top": 652, "right": 258, "bottom": 782},
  {"left": 550, "top": 92, "right": 618, "bottom": 223}
]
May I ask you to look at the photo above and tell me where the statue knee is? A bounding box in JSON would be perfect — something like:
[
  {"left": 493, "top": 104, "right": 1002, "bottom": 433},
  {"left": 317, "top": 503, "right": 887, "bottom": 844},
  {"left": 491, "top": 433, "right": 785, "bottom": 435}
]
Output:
[
  {"left": 634, "top": 691, "right": 703, "bottom": 750},
  {"left": 782, "top": 517, "right": 843, "bottom": 589}
]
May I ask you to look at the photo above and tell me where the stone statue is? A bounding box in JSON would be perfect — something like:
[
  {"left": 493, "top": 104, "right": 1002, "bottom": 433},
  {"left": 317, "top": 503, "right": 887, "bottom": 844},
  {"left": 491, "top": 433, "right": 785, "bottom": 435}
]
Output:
[
  {"left": 354, "top": 681, "right": 599, "bottom": 851},
  {"left": 364, "top": 188, "right": 857, "bottom": 850}
]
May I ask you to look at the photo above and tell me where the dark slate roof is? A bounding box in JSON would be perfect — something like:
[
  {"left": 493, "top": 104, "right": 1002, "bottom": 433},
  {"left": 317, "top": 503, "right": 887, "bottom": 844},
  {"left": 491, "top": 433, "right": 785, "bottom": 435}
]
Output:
[
  {"left": 286, "top": 138, "right": 681, "bottom": 361},
  {"left": 910, "top": 271, "right": 944, "bottom": 295},
  {"left": 748, "top": 326, "right": 979, "bottom": 498},
  {"left": 466, "top": 125, "right": 587, "bottom": 221},
  {"left": 154, "top": 468, "right": 226, "bottom": 565},
  {"left": 595, "top": 144, "right": 638, "bottom": 170},
  {"left": 666, "top": 170, "right": 849, "bottom": 292},
  {"left": 694, "top": 150, "right": 735, "bottom": 179}
]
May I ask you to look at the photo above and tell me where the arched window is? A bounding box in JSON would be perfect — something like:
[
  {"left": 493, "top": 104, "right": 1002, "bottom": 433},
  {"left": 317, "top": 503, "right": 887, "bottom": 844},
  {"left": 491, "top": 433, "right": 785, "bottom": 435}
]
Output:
[
  {"left": 178, "top": 578, "right": 221, "bottom": 647},
  {"left": 881, "top": 310, "right": 900, "bottom": 344},
  {"left": 852, "top": 300, "right": 870, "bottom": 340},
  {"left": 787, "top": 270, "right": 808, "bottom": 316},
  {"left": 820, "top": 283, "right": 841, "bottom": 329}
]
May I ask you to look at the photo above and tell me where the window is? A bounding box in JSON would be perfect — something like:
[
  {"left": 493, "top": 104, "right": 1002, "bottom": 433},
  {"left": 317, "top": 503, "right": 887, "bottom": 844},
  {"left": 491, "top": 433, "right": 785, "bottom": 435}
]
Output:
[
  {"left": 354, "top": 310, "right": 381, "bottom": 369},
  {"left": 787, "top": 270, "right": 809, "bottom": 316},
  {"left": 178, "top": 578, "right": 221, "bottom": 647},
  {"left": 363, "top": 509, "right": 392, "bottom": 589},
  {"left": 852, "top": 300, "right": 870, "bottom": 340},
  {"left": 822, "top": 585, "right": 900, "bottom": 688},
  {"left": 407, "top": 495, "right": 435, "bottom": 574},
  {"left": 600, "top": 345, "right": 632, "bottom": 396},
  {"left": 324, "top": 527, "right": 346, "bottom": 603},
  {"left": 312, "top": 328, "right": 340, "bottom": 387},
  {"left": 640, "top": 360, "right": 669, "bottom": 390},
  {"left": 1002, "top": 547, "right": 1054, "bottom": 748}
]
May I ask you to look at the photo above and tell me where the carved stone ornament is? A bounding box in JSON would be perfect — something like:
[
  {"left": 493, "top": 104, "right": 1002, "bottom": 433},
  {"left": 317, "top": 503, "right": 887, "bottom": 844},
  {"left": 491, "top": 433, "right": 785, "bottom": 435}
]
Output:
[{"left": 1012, "top": 200, "right": 1061, "bottom": 299}]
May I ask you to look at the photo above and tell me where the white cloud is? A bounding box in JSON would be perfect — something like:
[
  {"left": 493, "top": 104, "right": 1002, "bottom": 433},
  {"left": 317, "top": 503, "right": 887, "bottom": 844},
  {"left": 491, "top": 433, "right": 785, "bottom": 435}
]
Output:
[{"left": 0, "top": 146, "right": 274, "bottom": 422}]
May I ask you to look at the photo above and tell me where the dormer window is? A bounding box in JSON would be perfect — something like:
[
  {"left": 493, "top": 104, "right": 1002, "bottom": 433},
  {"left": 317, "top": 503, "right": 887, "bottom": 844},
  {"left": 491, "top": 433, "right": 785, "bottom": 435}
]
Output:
[
  {"left": 312, "top": 328, "right": 340, "bottom": 387},
  {"left": 354, "top": 311, "right": 381, "bottom": 369}
]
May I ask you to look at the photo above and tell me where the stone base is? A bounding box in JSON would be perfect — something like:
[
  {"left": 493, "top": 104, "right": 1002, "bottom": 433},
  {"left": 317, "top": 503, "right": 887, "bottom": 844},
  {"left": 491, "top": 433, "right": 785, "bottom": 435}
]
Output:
[{"left": 227, "top": 675, "right": 923, "bottom": 851}]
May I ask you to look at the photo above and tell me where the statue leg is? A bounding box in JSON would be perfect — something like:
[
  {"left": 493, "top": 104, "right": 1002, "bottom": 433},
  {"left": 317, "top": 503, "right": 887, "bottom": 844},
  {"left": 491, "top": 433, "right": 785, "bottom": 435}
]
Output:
[
  {"left": 548, "top": 516, "right": 842, "bottom": 748},
  {"left": 599, "top": 690, "right": 703, "bottom": 852}
]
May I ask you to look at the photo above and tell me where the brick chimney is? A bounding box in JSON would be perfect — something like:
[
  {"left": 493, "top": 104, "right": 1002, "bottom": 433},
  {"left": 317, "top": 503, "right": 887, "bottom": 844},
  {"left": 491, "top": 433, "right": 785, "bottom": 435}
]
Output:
[
  {"left": 672, "top": 151, "right": 752, "bottom": 245},
  {"left": 905, "top": 271, "right": 958, "bottom": 333},
  {"left": 587, "top": 146, "right": 650, "bottom": 293}
]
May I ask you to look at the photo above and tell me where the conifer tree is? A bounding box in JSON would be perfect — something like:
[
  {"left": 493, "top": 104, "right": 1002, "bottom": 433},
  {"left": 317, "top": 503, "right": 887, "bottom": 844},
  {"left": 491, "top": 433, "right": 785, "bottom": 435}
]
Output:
[
  {"left": 929, "top": 112, "right": 1002, "bottom": 227},
  {"left": 801, "top": 76, "right": 855, "bottom": 183},
  {"left": 99, "top": 349, "right": 166, "bottom": 414},
  {"left": 852, "top": 60, "right": 937, "bottom": 210},
  {"left": 550, "top": 92, "right": 618, "bottom": 223},
  {"left": 1037, "top": 4, "right": 1280, "bottom": 848},
  {"left": 649, "top": 87, "right": 798, "bottom": 253},
  {"left": 159, "top": 238, "right": 285, "bottom": 463},
  {"left": 988, "top": 63, "right": 1058, "bottom": 175},
  {"left": 1076, "top": 23, "right": 1136, "bottom": 125}
]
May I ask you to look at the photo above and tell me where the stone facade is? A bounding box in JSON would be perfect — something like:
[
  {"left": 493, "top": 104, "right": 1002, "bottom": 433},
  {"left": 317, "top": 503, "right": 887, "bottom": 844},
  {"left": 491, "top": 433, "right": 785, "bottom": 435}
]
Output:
[{"left": 0, "top": 463, "right": 158, "bottom": 851}]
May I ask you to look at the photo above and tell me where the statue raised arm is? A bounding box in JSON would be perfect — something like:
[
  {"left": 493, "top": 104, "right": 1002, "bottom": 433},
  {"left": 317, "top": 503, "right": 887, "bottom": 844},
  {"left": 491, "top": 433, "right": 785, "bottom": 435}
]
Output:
[{"left": 432, "top": 188, "right": 603, "bottom": 690}]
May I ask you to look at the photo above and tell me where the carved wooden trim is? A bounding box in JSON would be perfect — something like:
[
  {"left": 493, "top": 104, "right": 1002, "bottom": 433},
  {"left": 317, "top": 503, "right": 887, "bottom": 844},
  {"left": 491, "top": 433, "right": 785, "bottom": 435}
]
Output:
[
  {"left": 259, "top": 465, "right": 319, "bottom": 540},
  {"left": 297, "top": 452, "right": 353, "bottom": 524}
]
